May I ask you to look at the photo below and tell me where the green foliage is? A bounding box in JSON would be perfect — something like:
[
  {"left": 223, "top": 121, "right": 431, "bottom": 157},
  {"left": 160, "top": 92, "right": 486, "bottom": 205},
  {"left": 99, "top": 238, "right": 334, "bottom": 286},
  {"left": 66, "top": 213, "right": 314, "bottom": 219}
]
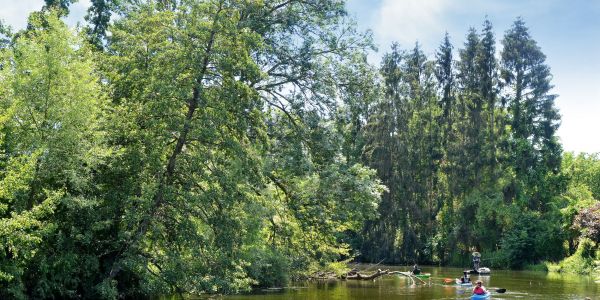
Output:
[
  {"left": 523, "top": 263, "right": 549, "bottom": 272},
  {"left": 85, "top": 0, "right": 117, "bottom": 48},
  {"left": 0, "top": 1, "right": 596, "bottom": 298},
  {"left": 550, "top": 238, "right": 597, "bottom": 274},
  {"left": 357, "top": 17, "right": 573, "bottom": 271},
  {"left": 0, "top": 10, "right": 108, "bottom": 299},
  {"left": 0, "top": 21, "right": 12, "bottom": 49},
  {"left": 89, "top": 1, "right": 382, "bottom": 296},
  {"left": 554, "top": 152, "right": 600, "bottom": 255},
  {"left": 43, "top": 0, "right": 77, "bottom": 15},
  {"left": 360, "top": 41, "right": 444, "bottom": 264},
  {"left": 243, "top": 247, "right": 290, "bottom": 288}
]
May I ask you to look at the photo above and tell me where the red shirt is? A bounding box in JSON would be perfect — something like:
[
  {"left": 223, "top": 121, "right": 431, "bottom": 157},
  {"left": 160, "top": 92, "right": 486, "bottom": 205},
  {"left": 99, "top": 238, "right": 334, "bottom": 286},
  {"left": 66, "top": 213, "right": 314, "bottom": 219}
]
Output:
[{"left": 473, "top": 286, "right": 486, "bottom": 295}]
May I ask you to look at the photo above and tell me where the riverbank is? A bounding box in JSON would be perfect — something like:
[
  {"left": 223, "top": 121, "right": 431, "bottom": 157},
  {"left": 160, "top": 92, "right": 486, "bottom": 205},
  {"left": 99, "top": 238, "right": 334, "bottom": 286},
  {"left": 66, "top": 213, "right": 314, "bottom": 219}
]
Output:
[{"left": 521, "top": 239, "right": 600, "bottom": 283}]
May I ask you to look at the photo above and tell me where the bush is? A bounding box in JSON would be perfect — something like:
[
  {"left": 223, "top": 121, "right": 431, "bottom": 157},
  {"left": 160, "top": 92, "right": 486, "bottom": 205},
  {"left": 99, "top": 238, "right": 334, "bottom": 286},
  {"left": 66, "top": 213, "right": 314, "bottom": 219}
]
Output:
[
  {"left": 523, "top": 263, "right": 549, "bottom": 272},
  {"left": 244, "top": 248, "right": 290, "bottom": 288},
  {"left": 551, "top": 238, "right": 596, "bottom": 274}
]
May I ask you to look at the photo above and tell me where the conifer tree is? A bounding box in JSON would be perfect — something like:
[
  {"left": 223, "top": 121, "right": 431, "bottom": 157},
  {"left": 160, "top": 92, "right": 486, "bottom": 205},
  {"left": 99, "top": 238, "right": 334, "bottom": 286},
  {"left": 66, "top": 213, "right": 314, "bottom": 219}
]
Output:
[
  {"left": 456, "top": 28, "right": 481, "bottom": 188},
  {"left": 435, "top": 32, "right": 454, "bottom": 148},
  {"left": 501, "top": 18, "right": 562, "bottom": 208},
  {"left": 476, "top": 19, "right": 499, "bottom": 172}
]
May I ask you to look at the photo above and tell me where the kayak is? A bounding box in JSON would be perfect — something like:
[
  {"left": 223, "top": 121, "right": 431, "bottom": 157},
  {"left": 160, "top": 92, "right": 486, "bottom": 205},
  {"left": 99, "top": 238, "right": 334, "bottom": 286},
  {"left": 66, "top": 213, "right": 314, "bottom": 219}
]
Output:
[
  {"left": 414, "top": 273, "right": 430, "bottom": 279},
  {"left": 455, "top": 279, "right": 473, "bottom": 286},
  {"left": 471, "top": 292, "right": 490, "bottom": 300},
  {"left": 467, "top": 267, "right": 492, "bottom": 275}
]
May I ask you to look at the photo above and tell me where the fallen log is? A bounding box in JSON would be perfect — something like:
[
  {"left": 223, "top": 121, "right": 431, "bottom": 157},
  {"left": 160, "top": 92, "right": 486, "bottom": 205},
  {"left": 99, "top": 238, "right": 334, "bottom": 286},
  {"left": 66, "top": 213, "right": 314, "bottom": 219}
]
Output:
[
  {"left": 309, "top": 271, "right": 338, "bottom": 280},
  {"left": 387, "top": 271, "right": 429, "bottom": 285},
  {"left": 344, "top": 268, "right": 389, "bottom": 280}
]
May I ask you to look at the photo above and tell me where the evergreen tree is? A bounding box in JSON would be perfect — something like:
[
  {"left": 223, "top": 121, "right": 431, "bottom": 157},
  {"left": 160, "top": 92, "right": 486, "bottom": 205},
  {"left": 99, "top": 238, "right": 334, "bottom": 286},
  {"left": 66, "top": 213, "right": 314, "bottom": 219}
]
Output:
[
  {"left": 362, "top": 43, "right": 404, "bottom": 263},
  {"left": 363, "top": 42, "right": 443, "bottom": 264},
  {"left": 476, "top": 19, "right": 500, "bottom": 173},
  {"left": 435, "top": 32, "right": 454, "bottom": 148},
  {"left": 85, "top": 0, "right": 115, "bottom": 48},
  {"left": 501, "top": 18, "right": 562, "bottom": 209},
  {"left": 44, "top": 0, "right": 77, "bottom": 15},
  {"left": 455, "top": 27, "right": 481, "bottom": 189}
]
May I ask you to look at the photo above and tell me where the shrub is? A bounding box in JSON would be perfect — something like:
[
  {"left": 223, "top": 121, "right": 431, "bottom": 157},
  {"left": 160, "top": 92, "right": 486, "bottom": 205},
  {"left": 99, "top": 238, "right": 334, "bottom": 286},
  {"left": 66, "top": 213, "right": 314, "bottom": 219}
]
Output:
[
  {"left": 552, "top": 238, "right": 596, "bottom": 274},
  {"left": 244, "top": 248, "right": 290, "bottom": 288}
]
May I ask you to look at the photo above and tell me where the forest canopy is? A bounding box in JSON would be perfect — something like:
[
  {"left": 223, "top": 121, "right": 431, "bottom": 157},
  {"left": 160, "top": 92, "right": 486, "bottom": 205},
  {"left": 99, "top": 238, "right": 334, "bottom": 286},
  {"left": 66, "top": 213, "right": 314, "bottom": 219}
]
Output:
[{"left": 0, "top": 0, "right": 598, "bottom": 299}]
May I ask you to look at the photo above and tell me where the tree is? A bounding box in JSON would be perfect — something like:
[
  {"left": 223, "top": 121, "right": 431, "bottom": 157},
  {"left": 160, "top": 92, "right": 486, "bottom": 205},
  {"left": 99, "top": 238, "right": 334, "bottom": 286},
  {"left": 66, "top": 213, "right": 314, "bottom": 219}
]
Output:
[
  {"left": 44, "top": 0, "right": 77, "bottom": 15},
  {"left": 455, "top": 27, "right": 482, "bottom": 188},
  {"left": 0, "top": 11, "right": 107, "bottom": 299},
  {"left": 501, "top": 18, "right": 562, "bottom": 209},
  {"left": 361, "top": 42, "right": 444, "bottom": 264},
  {"left": 0, "top": 21, "right": 11, "bottom": 49},
  {"left": 559, "top": 152, "right": 600, "bottom": 253},
  {"left": 334, "top": 52, "right": 380, "bottom": 165},
  {"left": 98, "top": 0, "right": 381, "bottom": 296},
  {"left": 435, "top": 32, "right": 454, "bottom": 148},
  {"left": 361, "top": 43, "right": 404, "bottom": 263},
  {"left": 574, "top": 202, "right": 600, "bottom": 244},
  {"left": 476, "top": 19, "right": 499, "bottom": 172},
  {"left": 85, "top": 0, "right": 117, "bottom": 48}
]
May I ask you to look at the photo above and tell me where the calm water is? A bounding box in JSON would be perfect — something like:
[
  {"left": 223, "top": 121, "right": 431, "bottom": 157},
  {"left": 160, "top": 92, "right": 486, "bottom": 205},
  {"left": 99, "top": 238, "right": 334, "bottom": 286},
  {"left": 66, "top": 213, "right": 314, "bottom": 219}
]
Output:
[{"left": 172, "top": 266, "right": 599, "bottom": 300}]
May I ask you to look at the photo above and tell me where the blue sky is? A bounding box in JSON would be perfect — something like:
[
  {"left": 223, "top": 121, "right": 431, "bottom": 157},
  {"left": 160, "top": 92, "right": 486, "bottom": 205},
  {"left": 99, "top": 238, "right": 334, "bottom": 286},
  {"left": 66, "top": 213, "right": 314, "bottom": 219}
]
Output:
[{"left": 1, "top": 0, "right": 598, "bottom": 154}]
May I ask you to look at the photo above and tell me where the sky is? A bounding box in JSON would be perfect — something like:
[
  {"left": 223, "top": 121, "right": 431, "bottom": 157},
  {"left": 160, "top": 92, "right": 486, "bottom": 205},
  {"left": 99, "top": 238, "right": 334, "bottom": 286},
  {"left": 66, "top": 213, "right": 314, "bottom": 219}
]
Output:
[{"left": 0, "top": 0, "right": 599, "bottom": 154}]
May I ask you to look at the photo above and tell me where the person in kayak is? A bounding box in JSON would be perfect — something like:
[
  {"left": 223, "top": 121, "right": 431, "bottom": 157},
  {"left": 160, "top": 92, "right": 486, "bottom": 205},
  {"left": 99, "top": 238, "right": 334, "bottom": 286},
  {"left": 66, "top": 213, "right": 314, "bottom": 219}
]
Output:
[
  {"left": 472, "top": 252, "right": 481, "bottom": 271},
  {"left": 472, "top": 280, "right": 487, "bottom": 295},
  {"left": 460, "top": 271, "right": 470, "bottom": 283},
  {"left": 412, "top": 264, "right": 421, "bottom": 275}
]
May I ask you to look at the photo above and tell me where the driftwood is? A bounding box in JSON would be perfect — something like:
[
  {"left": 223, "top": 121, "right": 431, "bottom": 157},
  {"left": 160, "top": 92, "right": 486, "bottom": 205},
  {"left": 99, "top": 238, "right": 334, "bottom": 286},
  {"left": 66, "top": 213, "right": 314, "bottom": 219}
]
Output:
[
  {"left": 388, "top": 271, "right": 428, "bottom": 285},
  {"left": 311, "top": 267, "right": 427, "bottom": 283},
  {"left": 344, "top": 268, "right": 389, "bottom": 280}
]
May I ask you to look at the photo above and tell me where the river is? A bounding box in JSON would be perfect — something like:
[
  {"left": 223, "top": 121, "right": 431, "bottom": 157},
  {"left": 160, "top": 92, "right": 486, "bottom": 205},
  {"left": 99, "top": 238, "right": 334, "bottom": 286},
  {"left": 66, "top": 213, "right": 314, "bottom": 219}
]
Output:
[{"left": 175, "top": 266, "right": 598, "bottom": 300}]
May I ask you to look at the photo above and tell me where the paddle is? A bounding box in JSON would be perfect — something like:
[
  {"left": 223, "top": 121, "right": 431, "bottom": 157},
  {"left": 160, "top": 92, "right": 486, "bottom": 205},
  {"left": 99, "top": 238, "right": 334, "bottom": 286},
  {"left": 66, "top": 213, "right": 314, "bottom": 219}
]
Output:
[
  {"left": 472, "top": 287, "right": 506, "bottom": 295},
  {"left": 443, "top": 278, "right": 454, "bottom": 284}
]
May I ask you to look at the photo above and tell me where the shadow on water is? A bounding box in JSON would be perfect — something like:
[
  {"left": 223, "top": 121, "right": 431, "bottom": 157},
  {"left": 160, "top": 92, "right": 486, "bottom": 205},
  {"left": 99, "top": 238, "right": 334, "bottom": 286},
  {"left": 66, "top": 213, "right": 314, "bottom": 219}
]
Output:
[{"left": 160, "top": 266, "right": 598, "bottom": 300}]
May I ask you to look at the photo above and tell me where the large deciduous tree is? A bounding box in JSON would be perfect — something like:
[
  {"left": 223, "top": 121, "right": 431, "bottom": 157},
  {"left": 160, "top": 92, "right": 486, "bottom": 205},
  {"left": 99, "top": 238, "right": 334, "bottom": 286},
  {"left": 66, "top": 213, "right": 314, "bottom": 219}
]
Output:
[
  {"left": 0, "top": 11, "right": 107, "bottom": 299},
  {"left": 98, "top": 0, "right": 382, "bottom": 297}
]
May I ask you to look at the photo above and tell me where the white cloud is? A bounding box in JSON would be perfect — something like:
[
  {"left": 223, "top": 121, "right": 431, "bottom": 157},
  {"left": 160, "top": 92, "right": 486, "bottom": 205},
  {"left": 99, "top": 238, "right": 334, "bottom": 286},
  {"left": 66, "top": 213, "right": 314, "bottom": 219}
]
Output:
[
  {"left": 0, "top": 0, "right": 45, "bottom": 29},
  {"left": 375, "top": 0, "right": 450, "bottom": 48},
  {"left": 371, "top": 0, "right": 532, "bottom": 54},
  {"left": 0, "top": 0, "right": 91, "bottom": 30},
  {"left": 66, "top": 0, "right": 91, "bottom": 27}
]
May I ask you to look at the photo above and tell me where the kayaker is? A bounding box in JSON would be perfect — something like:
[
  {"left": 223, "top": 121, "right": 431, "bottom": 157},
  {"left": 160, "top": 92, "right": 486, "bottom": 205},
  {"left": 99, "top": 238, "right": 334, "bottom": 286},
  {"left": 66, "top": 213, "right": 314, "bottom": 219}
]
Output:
[
  {"left": 472, "top": 252, "right": 481, "bottom": 271},
  {"left": 412, "top": 264, "right": 421, "bottom": 275},
  {"left": 460, "top": 271, "right": 470, "bottom": 283},
  {"left": 472, "top": 280, "right": 487, "bottom": 295}
]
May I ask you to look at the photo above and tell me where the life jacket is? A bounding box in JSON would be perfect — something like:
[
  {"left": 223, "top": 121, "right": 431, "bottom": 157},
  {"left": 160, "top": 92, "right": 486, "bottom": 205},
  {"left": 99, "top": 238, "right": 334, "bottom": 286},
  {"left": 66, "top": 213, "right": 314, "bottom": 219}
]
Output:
[{"left": 473, "top": 286, "right": 485, "bottom": 295}]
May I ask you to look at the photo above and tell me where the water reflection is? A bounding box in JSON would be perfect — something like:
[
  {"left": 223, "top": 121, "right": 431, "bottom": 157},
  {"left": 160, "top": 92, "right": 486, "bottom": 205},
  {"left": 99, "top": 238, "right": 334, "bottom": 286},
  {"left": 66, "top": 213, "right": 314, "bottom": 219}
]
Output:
[{"left": 164, "top": 266, "right": 598, "bottom": 300}]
